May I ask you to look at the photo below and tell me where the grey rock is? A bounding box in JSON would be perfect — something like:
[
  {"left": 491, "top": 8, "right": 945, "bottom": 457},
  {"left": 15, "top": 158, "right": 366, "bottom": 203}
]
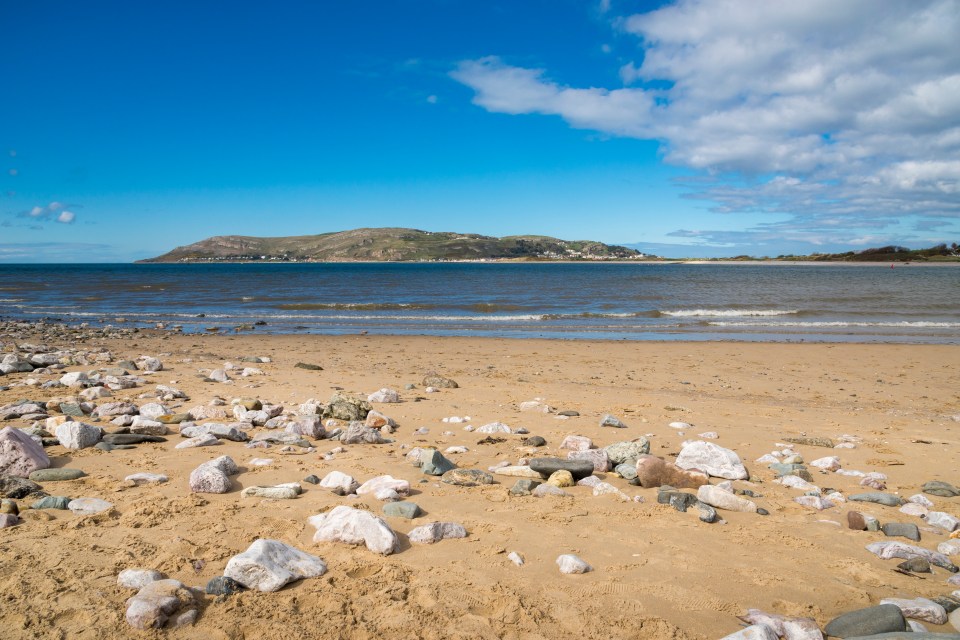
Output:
[
  {"left": 303, "top": 474, "right": 320, "bottom": 485},
  {"left": 420, "top": 449, "right": 456, "bottom": 476},
  {"left": 849, "top": 492, "right": 904, "bottom": 507},
  {"left": 125, "top": 579, "right": 196, "bottom": 630},
  {"left": 522, "top": 436, "right": 546, "bottom": 447},
  {"left": 510, "top": 479, "right": 541, "bottom": 496},
  {"left": 205, "top": 576, "right": 245, "bottom": 596},
  {"left": 528, "top": 457, "right": 595, "bottom": 480},
  {"left": 658, "top": 489, "right": 698, "bottom": 509},
  {"left": 783, "top": 435, "right": 835, "bottom": 448},
  {"left": 615, "top": 463, "right": 639, "bottom": 483},
  {"left": 604, "top": 439, "right": 651, "bottom": 466},
  {"left": 341, "top": 422, "right": 386, "bottom": 445},
  {"left": 0, "top": 475, "right": 44, "bottom": 499},
  {"left": 566, "top": 449, "right": 611, "bottom": 473},
  {"left": 55, "top": 422, "right": 102, "bottom": 449},
  {"left": 408, "top": 521, "right": 467, "bottom": 544},
  {"left": 323, "top": 393, "right": 371, "bottom": 421},
  {"left": 224, "top": 539, "right": 327, "bottom": 592},
  {"left": 532, "top": 484, "right": 571, "bottom": 497},
  {"left": 118, "top": 568, "right": 164, "bottom": 589},
  {"left": 599, "top": 414, "right": 626, "bottom": 428},
  {"left": 422, "top": 373, "right": 458, "bottom": 389},
  {"left": 441, "top": 469, "right": 494, "bottom": 486},
  {"left": 189, "top": 456, "right": 238, "bottom": 494},
  {"left": 29, "top": 468, "right": 85, "bottom": 482},
  {"left": 31, "top": 495, "right": 71, "bottom": 509},
  {"left": 383, "top": 501, "right": 421, "bottom": 519},
  {"left": 824, "top": 604, "right": 907, "bottom": 638},
  {"left": 897, "top": 557, "right": 932, "bottom": 573},
  {"left": 866, "top": 541, "right": 958, "bottom": 572},
  {"left": 923, "top": 481, "right": 960, "bottom": 498},
  {"left": 0, "top": 426, "right": 51, "bottom": 478},
  {"left": 882, "top": 522, "right": 921, "bottom": 542},
  {"left": 698, "top": 503, "right": 718, "bottom": 523},
  {"left": 180, "top": 423, "right": 247, "bottom": 442},
  {"left": 101, "top": 433, "right": 166, "bottom": 445}
]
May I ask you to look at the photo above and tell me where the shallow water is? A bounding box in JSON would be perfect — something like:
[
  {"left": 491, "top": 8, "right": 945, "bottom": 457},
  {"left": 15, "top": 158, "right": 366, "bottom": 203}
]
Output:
[{"left": 1, "top": 262, "right": 957, "bottom": 342}]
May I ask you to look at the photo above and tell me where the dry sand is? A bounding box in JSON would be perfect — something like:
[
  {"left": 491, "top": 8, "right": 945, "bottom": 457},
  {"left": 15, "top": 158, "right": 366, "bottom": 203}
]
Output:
[{"left": 2, "top": 330, "right": 959, "bottom": 639}]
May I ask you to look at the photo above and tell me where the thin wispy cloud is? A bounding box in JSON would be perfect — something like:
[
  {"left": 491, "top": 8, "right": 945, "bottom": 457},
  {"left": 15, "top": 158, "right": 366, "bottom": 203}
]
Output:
[{"left": 451, "top": 0, "right": 960, "bottom": 247}]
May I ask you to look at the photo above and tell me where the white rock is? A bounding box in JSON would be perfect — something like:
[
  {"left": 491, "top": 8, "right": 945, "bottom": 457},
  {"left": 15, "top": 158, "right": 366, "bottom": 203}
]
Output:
[
  {"left": 175, "top": 433, "right": 221, "bottom": 449},
  {"left": 668, "top": 421, "right": 690, "bottom": 429},
  {"left": 866, "top": 541, "right": 955, "bottom": 570},
  {"left": 809, "top": 456, "right": 841, "bottom": 472},
  {"left": 60, "top": 371, "right": 89, "bottom": 387},
  {"left": 939, "top": 540, "right": 960, "bottom": 556},
  {"left": 408, "top": 522, "right": 468, "bottom": 544},
  {"left": 493, "top": 465, "right": 543, "bottom": 478},
  {"left": 209, "top": 369, "right": 231, "bottom": 383},
  {"left": 356, "top": 475, "right": 409, "bottom": 497},
  {"left": 879, "top": 597, "right": 946, "bottom": 624},
  {"left": 519, "top": 399, "right": 554, "bottom": 413},
  {"left": 138, "top": 403, "right": 168, "bottom": 419},
  {"left": 697, "top": 485, "right": 758, "bottom": 513},
  {"left": 249, "top": 458, "right": 273, "bottom": 467},
  {"left": 67, "top": 497, "right": 113, "bottom": 515},
  {"left": 508, "top": 552, "right": 524, "bottom": 566},
  {"left": 777, "top": 475, "right": 818, "bottom": 491},
  {"left": 901, "top": 503, "right": 929, "bottom": 517},
  {"left": 559, "top": 435, "right": 592, "bottom": 451},
  {"left": 755, "top": 454, "right": 781, "bottom": 464},
  {"left": 592, "top": 482, "right": 630, "bottom": 501},
  {"left": 556, "top": 554, "right": 592, "bottom": 574},
  {"left": 309, "top": 505, "right": 398, "bottom": 555},
  {"left": 908, "top": 494, "right": 935, "bottom": 507},
  {"left": 224, "top": 539, "right": 327, "bottom": 592},
  {"left": 444, "top": 446, "right": 469, "bottom": 454},
  {"left": 676, "top": 441, "right": 748, "bottom": 480},
  {"left": 125, "top": 473, "right": 168, "bottom": 486},
  {"left": 118, "top": 568, "right": 164, "bottom": 589},
  {"left": 476, "top": 422, "right": 511, "bottom": 434},
  {"left": 367, "top": 388, "right": 400, "bottom": 403},
  {"left": 794, "top": 496, "right": 834, "bottom": 510},
  {"left": 137, "top": 357, "right": 163, "bottom": 372},
  {"left": 718, "top": 625, "right": 779, "bottom": 640},
  {"left": 927, "top": 511, "right": 960, "bottom": 532},
  {"left": 698, "top": 431, "right": 719, "bottom": 439},
  {"left": 55, "top": 422, "right": 102, "bottom": 449}
]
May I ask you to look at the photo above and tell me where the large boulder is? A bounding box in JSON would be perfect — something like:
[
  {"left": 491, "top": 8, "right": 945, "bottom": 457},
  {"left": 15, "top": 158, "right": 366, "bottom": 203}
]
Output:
[
  {"left": 223, "top": 539, "right": 327, "bottom": 592},
  {"left": 676, "top": 441, "right": 748, "bottom": 480},
  {"left": 309, "top": 505, "right": 398, "bottom": 555},
  {"left": 0, "top": 427, "right": 51, "bottom": 478}
]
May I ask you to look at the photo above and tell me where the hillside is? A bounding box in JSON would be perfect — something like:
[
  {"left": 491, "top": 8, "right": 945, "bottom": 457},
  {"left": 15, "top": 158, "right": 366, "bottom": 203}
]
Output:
[{"left": 138, "top": 228, "right": 646, "bottom": 263}]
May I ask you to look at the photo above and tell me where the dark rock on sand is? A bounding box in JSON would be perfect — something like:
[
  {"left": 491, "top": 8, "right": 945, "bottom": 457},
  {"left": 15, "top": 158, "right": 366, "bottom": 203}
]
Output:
[
  {"left": 528, "top": 457, "right": 595, "bottom": 480},
  {"left": 823, "top": 604, "right": 906, "bottom": 637}
]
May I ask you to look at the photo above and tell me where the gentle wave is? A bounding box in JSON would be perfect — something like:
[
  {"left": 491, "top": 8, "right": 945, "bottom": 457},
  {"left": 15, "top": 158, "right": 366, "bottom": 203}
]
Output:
[
  {"left": 662, "top": 309, "right": 800, "bottom": 317},
  {"left": 276, "top": 302, "right": 432, "bottom": 311},
  {"left": 709, "top": 321, "right": 960, "bottom": 328}
]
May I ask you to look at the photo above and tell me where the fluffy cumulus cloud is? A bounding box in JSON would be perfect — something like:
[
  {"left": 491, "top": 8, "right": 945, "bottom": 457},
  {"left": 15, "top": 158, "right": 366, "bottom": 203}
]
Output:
[
  {"left": 23, "top": 201, "right": 77, "bottom": 224},
  {"left": 451, "top": 0, "right": 960, "bottom": 248}
]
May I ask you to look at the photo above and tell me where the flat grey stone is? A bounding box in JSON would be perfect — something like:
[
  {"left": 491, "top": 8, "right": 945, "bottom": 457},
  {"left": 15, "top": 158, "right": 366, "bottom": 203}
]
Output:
[
  {"left": 824, "top": 604, "right": 907, "bottom": 638},
  {"left": 528, "top": 457, "right": 594, "bottom": 480},
  {"left": 29, "top": 468, "right": 86, "bottom": 482},
  {"left": 383, "top": 501, "right": 421, "bottom": 519},
  {"left": 849, "top": 492, "right": 904, "bottom": 507},
  {"left": 882, "top": 522, "right": 921, "bottom": 542}
]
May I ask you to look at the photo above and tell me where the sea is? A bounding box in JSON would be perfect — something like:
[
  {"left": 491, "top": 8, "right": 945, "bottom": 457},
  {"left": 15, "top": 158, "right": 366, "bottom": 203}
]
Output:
[{"left": 0, "top": 262, "right": 957, "bottom": 343}]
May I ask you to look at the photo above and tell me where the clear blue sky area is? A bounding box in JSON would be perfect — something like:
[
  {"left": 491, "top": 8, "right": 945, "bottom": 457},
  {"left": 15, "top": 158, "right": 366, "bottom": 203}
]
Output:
[{"left": 2, "top": 1, "right": 957, "bottom": 261}]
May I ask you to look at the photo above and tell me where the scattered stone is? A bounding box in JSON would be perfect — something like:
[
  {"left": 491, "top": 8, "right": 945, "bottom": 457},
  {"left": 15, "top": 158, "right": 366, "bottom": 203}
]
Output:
[
  {"left": 783, "top": 435, "right": 835, "bottom": 448},
  {"left": 849, "top": 492, "right": 904, "bottom": 507},
  {"left": 476, "top": 422, "right": 511, "bottom": 434},
  {"left": 420, "top": 449, "right": 456, "bottom": 476},
  {"left": 510, "top": 479, "right": 541, "bottom": 496},
  {"left": 383, "top": 501, "right": 421, "bottom": 519},
  {"left": 879, "top": 597, "right": 947, "bottom": 625},
  {"left": 125, "top": 579, "right": 196, "bottom": 630},
  {"left": 364, "top": 410, "right": 395, "bottom": 430},
  {"left": 529, "top": 457, "right": 594, "bottom": 480},
  {"left": 294, "top": 362, "right": 323, "bottom": 371},
  {"left": 697, "top": 485, "right": 758, "bottom": 513},
  {"left": 101, "top": 433, "right": 166, "bottom": 445},
  {"left": 546, "top": 470, "right": 575, "bottom": 488},
  {"left": 30, "top": 468, "right": 85, "bottom": 483},
  {"left": 0, "top": 513, "right": 19, "bottom": 528},
  {"left": 927, "top": 511, "right": 960, "bottom": 532},
  {"left": 189, "top": 456, "right": 238, "bottom": 494},
  {"left": 810, "top": 456, "right": 842, "bottom": 472},
  {"left": 324, "top": 393, "right": 371, "bottom": 422},
  {"left": 319, "top": 471, "right": 359, "bottom": 494},
  {"left": 532, "top": 484, "right": 571, "bottom": 498},
  {"left": 175, "top": 433, "right": 221, "bottom": 449},
  {"left": 898, "top": 558, "right": 932, "bottom": 573},
  {"left": 883, "top": 522, "right": 921, "bottom": 542},
  {"left": 492, "top": 465, "right": 542, "bottom": 479},
  {"left": 0, "top": 498, "right": 17, "bottom": 515},
  {"left": 31, "top": 496, "right": 71, "bottom": 509},
  {"left": 0, "top": 476, "right": 43, "bottom": 499},
  {"left": 718, "top": 626, "right": 778, "bottom": 640},
  {"left": 635, "top": 455, "right": 709, "bottom": 489},
  {"left": 599, "top": 414, "right": 626, "bottom": 428},
  {"left": 67, "top": 497, "right": 113, "bottom": 515},
  {"left": 923, "top": 481, "right": 960, "bottom": 498},
  {"left": 408, "top": 521, "right": 467, "bottom": 544},
  {"left": 224, "top": 539, "right": 327, "bottom": 592},
  {"left": 356, "top": 475, "right": 409, "bottom": 497},
  {"left": 566, "top": 449, "right": 611, "bottom": 473},
  {"left": 698, "top": 503, "right": 718, "bottom": 523},
  {"left": 367, "top": 388, "right": 400, "bottom": 403},
  {"left": 422, "top": 373, "right": 458, "bottom": 388},
  {"left": 341, "top": 422, "right": 386, "bottom": 445},
  {"left": 118, "top": 568, "right": 164, "bottom": 589},
  {"left": 559, "top": 435, "right": 592, "bottom": 451},
  {"left": 55, "top": 422, "right": 102, "bottom": 449},
  {"left": 603, "top": 439, "right": 651, "bottom": 466},
  {"left": 823, "top": 604, "right": 907, "bottom": 637},
  {"left": 848, "top": 511, "right": 867, "bottom": 530},
  {"left": 556, "top": 554, "right": 591, "bottom": 574},
  {"left": 441, "top": 469, "right": 494, "bottom": 487},
  {"left": 522, "top": 436, "right": 546, "bottom": 447},
  {"left": 303, "top": 474, "right": 320, "bottom": 485},
  {"left": 241, "top": 485, "right": 299, "bottom": 500},
  {"left": 205, "top": 576, "right": 245, "bottom": 596},
  {"left": 309, "top": 505, "right": 399, "bottom": 555},
  {"left": 866, "top": 541, "right": 958, "bottom": 572},
  {"left": 676, "top": 441, "right": 748, "bottom": 480}
]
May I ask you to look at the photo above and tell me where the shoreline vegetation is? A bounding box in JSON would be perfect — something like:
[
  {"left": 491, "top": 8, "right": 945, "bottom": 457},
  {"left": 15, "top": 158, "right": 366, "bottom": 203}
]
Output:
[{"left": 136, "top": 228, "right": 960, "bottom": 265}]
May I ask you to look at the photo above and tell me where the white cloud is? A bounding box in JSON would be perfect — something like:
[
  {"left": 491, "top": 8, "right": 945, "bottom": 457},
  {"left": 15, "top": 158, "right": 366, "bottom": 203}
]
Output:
[
  {"left": 451, "top": 0, "right": 960, "bottom": 245},
  {"left": 56, "top": 210, "right": 75, "bottom": 224},
  {"left": 18, "top": 201, "right": 81, "bottom": 225}
]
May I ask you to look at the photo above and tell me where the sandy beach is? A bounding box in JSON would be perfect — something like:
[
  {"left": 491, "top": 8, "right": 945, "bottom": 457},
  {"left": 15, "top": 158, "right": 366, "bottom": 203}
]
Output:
[{"left": 2, "top": 327, "right": 960, "bottom": 639}]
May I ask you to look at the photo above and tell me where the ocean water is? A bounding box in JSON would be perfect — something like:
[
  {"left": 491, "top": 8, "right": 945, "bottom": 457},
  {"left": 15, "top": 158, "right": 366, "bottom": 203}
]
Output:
[{"left": 0, "top": 262, "right": 957, "bottom": 343}]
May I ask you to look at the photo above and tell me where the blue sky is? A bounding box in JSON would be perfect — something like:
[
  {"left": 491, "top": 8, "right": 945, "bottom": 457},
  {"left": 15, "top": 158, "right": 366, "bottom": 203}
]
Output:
[{"left": 2, "top": 0, "right": 958, "bottom": 261}]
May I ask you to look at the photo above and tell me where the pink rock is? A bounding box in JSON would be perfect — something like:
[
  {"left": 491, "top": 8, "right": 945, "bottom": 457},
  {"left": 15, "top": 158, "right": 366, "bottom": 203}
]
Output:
[
  {"left": 566, "top": 449, "right": 610, "bottom": 472},
  {"left": 0, "top": 513, "right": 20, "bottom": 528},
  {"left": 0, "top": 426, "right": 51, "bottom": 478},
  {"left": 559, "top": 435, "right": 592, "bottom": 452},
  {"left": 125, "top": 579, "right": 196, "bottom": 629}
]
